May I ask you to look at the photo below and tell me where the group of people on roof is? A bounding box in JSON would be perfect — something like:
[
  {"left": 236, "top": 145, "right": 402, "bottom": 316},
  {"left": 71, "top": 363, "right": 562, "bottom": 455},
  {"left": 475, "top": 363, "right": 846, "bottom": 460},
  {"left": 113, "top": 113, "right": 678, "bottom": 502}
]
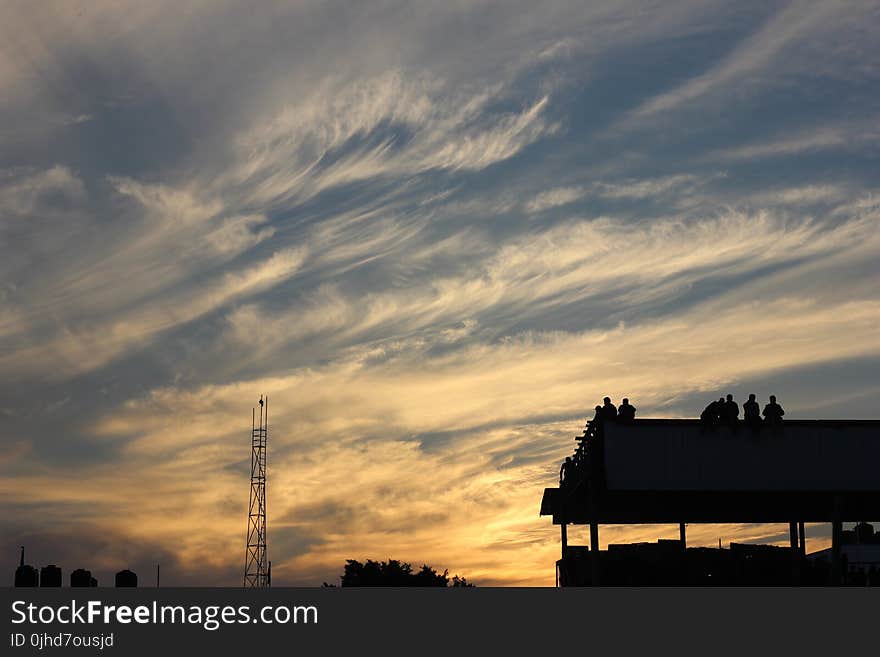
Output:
[
  {"left": 590, "top": 396, "right": 636, "bottom": 423},
  {"left": 700, "top": 393, "right": 784, "bottom": 429},
  {"left": 559, "top": 393, "right": 789, "bottom": 486},
  {"left": 559, "top": 396, "right": 638, "bottom": 486}
]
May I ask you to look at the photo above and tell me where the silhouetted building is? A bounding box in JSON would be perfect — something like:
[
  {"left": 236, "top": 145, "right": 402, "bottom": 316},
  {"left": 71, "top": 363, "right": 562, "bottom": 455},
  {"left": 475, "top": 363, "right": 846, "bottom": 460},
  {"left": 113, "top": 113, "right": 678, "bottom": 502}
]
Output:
[
  {"left": 544, "top": 414, "right": 880, "bottom": 586},
  {"left": 40, "top": 565, "right": 62, "bottom": 587},
  {"left": 71, "top": 568, "right": 97, "bottom": 587},
  {"left": 806, "top": 523, "right": 880, "bottom": 585},
  {"left": 115, "top": 569, "right": 137, "bottom": 587},
  {"left": 854, "top": 521, "right": 877, "bottom": 544},
  {"left": 14, "top": 547, "right": 38, "bottom": 587},
  {"left": 558, "top": 540, "right": 802, "bottom": 586}
]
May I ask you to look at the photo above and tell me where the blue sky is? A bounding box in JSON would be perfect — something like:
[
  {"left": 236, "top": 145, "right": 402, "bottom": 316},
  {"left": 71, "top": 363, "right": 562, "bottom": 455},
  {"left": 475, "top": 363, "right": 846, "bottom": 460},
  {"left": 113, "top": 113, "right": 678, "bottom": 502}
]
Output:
[{"left": 1, "top": 1, "right": 879, "bottom": 585}]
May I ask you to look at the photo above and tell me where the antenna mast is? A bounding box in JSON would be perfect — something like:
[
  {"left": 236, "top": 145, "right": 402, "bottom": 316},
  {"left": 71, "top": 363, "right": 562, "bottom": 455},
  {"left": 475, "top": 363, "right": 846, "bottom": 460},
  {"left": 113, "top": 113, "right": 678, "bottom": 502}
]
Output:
[{"left": 244, "top": 395, "right": 269, "bottom": 587}]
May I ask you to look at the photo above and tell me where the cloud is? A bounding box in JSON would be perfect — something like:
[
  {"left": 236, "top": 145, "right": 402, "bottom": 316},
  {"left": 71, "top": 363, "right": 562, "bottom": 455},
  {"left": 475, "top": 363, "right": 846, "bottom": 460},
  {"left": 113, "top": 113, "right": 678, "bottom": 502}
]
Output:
[
  {"left": 709, "top": 122, "right": 880, "bottom": 161},
  {"left": 218, "top": 72, "right": 555, "bottom": 210},
  {"left": 0, "top": 165, "right": 86, "bottom": 216},
  {"left": 616, "top": 2, "right": 880, "bottom": 135},
  {"left": 1, "top": 0, "right": 879, "bottom": 587},
  {"left": 526, "top": 186, "right": 585, "bottom": 212}
]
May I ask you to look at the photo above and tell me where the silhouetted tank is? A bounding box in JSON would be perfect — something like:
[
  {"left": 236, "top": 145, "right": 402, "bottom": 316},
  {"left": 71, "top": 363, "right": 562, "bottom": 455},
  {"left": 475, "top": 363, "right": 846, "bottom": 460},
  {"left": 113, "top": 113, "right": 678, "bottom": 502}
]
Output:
[
  {"left": 115, "top": 569, "right": 138, "bottom": 587},
  {"left": 14, "top": 547, "right": 38, "bottom": 587},
  {"left": 15, "top": 564, "right": 38, "bottom": 587},
  {"left": 70, "top": 568, "right": 94, "bottom": 587},
  {"left": 40, "top": 565, "right": 62, "bottom": 587}
]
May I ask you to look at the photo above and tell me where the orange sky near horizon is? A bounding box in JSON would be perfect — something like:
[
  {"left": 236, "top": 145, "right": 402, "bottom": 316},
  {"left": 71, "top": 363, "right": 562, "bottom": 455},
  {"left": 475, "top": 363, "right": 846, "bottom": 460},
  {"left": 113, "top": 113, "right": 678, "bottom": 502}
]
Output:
[{"left": 1, "top": 1, "right": 879, "bottom": 586}]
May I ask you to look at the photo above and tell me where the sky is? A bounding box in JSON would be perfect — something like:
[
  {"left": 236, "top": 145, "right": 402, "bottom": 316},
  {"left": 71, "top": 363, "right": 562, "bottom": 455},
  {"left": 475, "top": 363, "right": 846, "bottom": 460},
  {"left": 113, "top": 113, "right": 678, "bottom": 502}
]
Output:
[{"left": 1, "top": 0, "right": 879, "bottom": 586}]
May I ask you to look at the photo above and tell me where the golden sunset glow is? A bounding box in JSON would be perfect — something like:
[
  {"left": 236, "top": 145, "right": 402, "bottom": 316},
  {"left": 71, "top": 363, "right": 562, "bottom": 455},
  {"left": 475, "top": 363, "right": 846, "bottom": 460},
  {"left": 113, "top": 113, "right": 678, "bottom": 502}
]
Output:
[{"left": 1, "top": 1, "right": 877, "bottom": 586}]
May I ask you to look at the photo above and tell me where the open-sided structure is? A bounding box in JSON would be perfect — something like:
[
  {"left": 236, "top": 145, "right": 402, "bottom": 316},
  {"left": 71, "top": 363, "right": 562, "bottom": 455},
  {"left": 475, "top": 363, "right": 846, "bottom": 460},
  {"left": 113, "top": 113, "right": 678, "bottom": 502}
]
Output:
[{"left": 540, "top": 419, "right": 880, "bottom": 585}]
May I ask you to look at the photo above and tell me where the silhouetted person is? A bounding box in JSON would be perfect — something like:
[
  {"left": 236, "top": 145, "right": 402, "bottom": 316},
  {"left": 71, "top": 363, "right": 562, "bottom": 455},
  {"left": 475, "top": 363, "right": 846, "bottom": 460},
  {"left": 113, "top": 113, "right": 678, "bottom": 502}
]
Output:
[
  {"left": 743, "top": 393, "right": 760, "bottom": 427},
  {"left": 601, "top": 397, "right": 617, "bottom": 421},
  {"left": 721, "top": 394, "right": 739, "bottom": 428},
  {"left": 560, "top": 457, "right": 574, "bottom": 486},
  {"left": 590, "top": 405, "right": 602, "bottom": 425},
  {"left": 763, "top": 395, "right": 784, "bottom": 425},
  {"left": 700, "top": 397, "right": 725, "bottom": 429},
  {"left": 618, "top": 398, "right": 636, "bottom": 422}
]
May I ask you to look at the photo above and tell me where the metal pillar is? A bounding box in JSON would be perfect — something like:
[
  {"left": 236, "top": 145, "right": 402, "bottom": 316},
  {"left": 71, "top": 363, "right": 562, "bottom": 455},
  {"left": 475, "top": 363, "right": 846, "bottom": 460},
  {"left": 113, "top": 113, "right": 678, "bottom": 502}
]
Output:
[
  {"left": 789, "top": 522, "right": 800, "bottom": 584},
  {"left": 798, "top": 522, "right": 806, "bottom": 558},
  {"left": 679, "top": 523, "right": 686, "bottom": 547}
]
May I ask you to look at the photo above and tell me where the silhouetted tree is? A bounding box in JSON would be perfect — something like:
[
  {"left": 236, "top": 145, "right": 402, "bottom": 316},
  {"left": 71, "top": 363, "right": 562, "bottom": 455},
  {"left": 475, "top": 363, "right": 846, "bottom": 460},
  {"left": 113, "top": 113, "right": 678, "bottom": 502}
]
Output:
[
  {"left": 451, "top": 575, "right": 475, "bottom": 587},
  {"left": 340, "top": 559, "right": 473, "bottom": 587}
]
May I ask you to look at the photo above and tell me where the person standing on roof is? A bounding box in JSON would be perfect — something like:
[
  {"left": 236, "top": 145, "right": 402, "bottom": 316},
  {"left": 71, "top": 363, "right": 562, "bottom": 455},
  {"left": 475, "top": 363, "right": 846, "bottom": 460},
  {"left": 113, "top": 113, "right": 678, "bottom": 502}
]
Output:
[
  {"left": 743, "top": 394, "right": 760, "bottom": 428},
  {"left": 601, "top": 397, "right": 618, "bottom": 421},
  {"left": 722, "top": 394, "right": 739, "bottom": 427},
  {"left": 763, "top": 395, "right": 785, "bottom": 425},
  {"left": 560, "top": 456, "right": 574, "bottom": 486},
  {"left": 618, "top": 398, "right": 636, "bottom": 422}
]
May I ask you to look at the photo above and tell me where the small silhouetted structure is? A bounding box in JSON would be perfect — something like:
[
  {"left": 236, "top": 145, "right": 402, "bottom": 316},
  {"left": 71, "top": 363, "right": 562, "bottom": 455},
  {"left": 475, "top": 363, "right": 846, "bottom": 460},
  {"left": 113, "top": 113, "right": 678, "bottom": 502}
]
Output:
[
  {"left": 806, "top": 522, "right": 880, "bottom": 585},
  {"left": 601, "top": 397, "right": 617, "bottom": 420},
  {"left": 71, "top": 568, "right": 97, "bottom": 587},
  {"left": 854, "top": 521, "right": 876, "bottom": 544},
  {"left": 40, "top": 565, "right": 62, "bottom": 587},
  {"left": 743, "top": 393, "right": 760, "bottom": 427},
  {"left": 14, "top": 547, "right": 39, "bottom": 587},
  {"left": 115, "top": 569, "right": 138, "bottom": 587},
  {"left": 618, "top": 398, "right": 636, "bottom": 422},
  {"left": 763, "top": 395, "right": 785, "bottom": 425}
]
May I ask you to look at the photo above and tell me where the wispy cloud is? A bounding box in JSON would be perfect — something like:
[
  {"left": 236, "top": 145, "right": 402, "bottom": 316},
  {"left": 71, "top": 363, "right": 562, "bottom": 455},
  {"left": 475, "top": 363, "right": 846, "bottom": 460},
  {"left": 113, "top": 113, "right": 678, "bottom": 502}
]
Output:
[
  {"left": 1, "top": 0, "right": 879, "bottom": 586},
  {"left": 526, "top": 186, "right": 585, "bottom": 212},
  {"left": 709, "top": 122, "right": 880, "bottom": 161}
]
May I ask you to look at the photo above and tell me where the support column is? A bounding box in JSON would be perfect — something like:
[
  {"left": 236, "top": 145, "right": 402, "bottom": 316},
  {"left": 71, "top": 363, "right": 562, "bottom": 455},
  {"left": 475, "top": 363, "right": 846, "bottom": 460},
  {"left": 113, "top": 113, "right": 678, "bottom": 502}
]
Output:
[
  {"left": 831, "top": 497, "right": 843, "bottom": 586},
  {"left": 679, "top": 523, "right": 686, "bottom": 547},
  {"left": 798, "top": 522, "right": 806, "bottom": 558},
  {"left": 590, "top": 522, "right": 600, "bottom": 586},
  {"left": 789, "top": 522, "right": 800, "bottom": 584},
  {"left": 558, "top": 516, "right": 568, "bottom": 588}
]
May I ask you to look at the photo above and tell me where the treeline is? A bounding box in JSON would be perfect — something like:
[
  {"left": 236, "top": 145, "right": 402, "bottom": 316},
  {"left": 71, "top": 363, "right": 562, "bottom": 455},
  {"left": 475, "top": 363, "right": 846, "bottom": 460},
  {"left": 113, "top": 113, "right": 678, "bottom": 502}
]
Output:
[{"left": 326, "top": 559, "right": 474, "bottom": 587}]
